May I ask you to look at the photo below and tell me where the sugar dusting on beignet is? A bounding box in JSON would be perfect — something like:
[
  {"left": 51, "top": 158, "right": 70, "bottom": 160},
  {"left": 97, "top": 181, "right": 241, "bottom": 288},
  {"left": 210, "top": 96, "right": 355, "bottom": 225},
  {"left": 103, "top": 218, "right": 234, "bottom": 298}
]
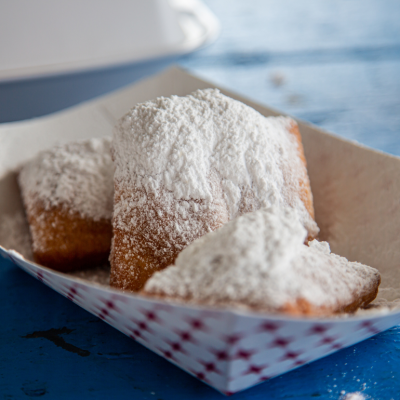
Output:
[
  {"left": 18, "top": 138, "right": 114, "bottom": 271},
  {"left": 143, "top": 207, "right": 380, "bottom": 316},
  {"left": 111, "top": 89, "right": 319, "bottom": 291}
]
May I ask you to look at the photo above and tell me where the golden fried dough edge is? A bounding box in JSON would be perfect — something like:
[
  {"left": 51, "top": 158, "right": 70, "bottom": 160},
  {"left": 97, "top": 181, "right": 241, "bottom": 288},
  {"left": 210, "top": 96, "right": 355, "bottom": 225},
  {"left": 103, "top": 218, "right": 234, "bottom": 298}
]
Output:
[{"left": 25, "top": 201, "right": 112, "bottom": 272}]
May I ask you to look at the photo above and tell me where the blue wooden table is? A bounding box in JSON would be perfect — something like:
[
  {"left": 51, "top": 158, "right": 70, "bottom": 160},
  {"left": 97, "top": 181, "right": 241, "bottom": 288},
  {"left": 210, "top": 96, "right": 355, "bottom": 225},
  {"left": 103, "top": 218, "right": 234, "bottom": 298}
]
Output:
[{"left": 1, "top": 1, "right": 400, "bottom": 398}]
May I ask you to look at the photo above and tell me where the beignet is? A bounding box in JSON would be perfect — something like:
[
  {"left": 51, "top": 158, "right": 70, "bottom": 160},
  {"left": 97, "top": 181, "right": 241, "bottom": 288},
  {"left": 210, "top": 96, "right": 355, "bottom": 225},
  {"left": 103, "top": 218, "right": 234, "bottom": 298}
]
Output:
[
  {"left": 143, "top": 207, "right": 380, "bottom": 316},
  {"left": 111, "top": 89, "right": 318, "bottom": 291},
  {"left": 18, "top": 138, "right": 113, "bottom": 271}
]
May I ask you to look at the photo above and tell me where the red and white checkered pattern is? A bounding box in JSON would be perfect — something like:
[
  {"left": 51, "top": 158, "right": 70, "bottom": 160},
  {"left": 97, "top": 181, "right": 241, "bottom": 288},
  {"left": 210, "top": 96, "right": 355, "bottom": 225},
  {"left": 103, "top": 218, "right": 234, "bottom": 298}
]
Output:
[{"left": 4, "top": 247, "right": 400, "bottom": 395}]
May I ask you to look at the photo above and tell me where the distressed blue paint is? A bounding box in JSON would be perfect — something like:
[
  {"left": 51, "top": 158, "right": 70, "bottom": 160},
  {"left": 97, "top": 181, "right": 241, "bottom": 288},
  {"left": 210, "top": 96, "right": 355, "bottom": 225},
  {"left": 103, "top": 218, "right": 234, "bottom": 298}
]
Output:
[
  {"left": 180, "top": 0, "right": 400, "bottom": 157},
  {"left": 2, "top": 0, "right": 400, "bottom": 398},
  {"left": 1, "top": 258, "right": 400, "bottom": 399}
]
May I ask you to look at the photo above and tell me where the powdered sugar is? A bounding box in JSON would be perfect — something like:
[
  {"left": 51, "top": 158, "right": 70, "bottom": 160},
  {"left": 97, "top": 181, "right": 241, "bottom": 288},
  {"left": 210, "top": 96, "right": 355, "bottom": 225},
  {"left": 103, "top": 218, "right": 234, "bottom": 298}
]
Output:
[
  {"left": 342, "top": 393, "right": 366, "bottom": 400},
  {"left": 112, "top": 89, "right": 319, "bottom": 237},
  {"left": 110, "top": 169, "right": 229, "bottom": 290},
  {"left": 18, "top": 138, "right": 114, "bottom": 221},
  {"left": 144, "top": 207, "right": 380, "bottom": 312}
]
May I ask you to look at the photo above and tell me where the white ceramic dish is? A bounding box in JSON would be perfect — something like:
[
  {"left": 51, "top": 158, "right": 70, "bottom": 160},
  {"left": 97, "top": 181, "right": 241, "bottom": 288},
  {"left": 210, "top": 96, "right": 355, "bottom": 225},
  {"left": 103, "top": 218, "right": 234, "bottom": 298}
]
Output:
[
  {"left": 0, "top": 0, "right": 219, "bottom": 122},
  {"left": 0, "top": 0, "right": 219, "bottom": 82}
]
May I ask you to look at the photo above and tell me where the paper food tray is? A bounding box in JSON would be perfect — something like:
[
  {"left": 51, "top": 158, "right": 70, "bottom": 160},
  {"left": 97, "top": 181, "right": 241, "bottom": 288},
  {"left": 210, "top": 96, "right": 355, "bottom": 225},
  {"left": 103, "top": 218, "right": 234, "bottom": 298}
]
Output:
[{"left": 1, "top": 67, "right": 400, "bottom": 395}]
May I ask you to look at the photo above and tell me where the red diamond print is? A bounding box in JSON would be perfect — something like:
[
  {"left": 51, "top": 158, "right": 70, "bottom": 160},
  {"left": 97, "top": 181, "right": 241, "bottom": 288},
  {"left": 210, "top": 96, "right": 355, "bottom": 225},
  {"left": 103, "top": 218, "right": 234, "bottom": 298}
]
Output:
[
  {"left": 97, "top": 299, "right": 122, "bottom": 319},
  {"left": 67, "top": 287, "right": 77, "bottom": 301},
  {"left": 310, "top": 324, "right": 329, "bottom": 334},
  {"left": 177, "top": 330, "right": 196, "bottom": 343},
  {"left": 331, "top": 343, "right": 343, "bottom": 350},
  {"left": 258, "top": 375, "right": 270, "bottom": 383},
  {"left": 204, "top": 362, "right": 217, "bottom": 372},
  {"left": 155, "top": 347, "right": 175, "bottom": 361},
  {"left": 294, "top": 359, "right": 307, "bottom": 366},
  {"left": 235, "top": 349, "right": 255, "bottom": 360},
  {"left": 146, "top": 311, "right": 156, "bottom": 320},
  {"left": 215, "top": 350, "right": 229, "bottom": 361},
  {"left": 319, "top": 336, "right": 337, "bottom": 345},
  {"left": 281, "top": 351, "right": 300, "bottom": 361},
  {"left": 361, "top": 321, "right": 373, "bottom": 327},
  {"left": 196, "top": 372, "right": 205, "bottom": 380},
  {"left": 167, "top": 342, "right": 186, "bottom": 355},
  {"left": 138, "top": 321, "right": 148, "bottom": 330},
  {"left": 171, "top": 342, "right": 181, "bottom": 351},
  {"left": 243, "top": 364, "right": 268, "bottom": 375},
  {"left": 258, "top": 322, "right": 280, "bottom": 332},
  {"left": 98, "top": 308, "right": 109, "bottom": 320},
  {"left": 226, "top": 334, "right": 242, "bottom": 345},
  {"left": 140, "top": 309, "right": 159, "bottom": 322},
  {"left": 37, "top": 271, "right": 44, "bottom": 282},
  {"left": 188, "top": 318, "right": 207, "bottom": 331},
  {"left": 360, "top": 321, "right": 379, "bottom": 334},
  {"left": 198, "top": 361, "right": 222, "bottom": 375},
  {"left": 130, "top": 318, "right": 152, "bottom": 334},
  {"left": 271, "top": 337, "right": 292, "bottom": 347},
  {"left": 181, "top": 331, "right": 190, "bottom": 340},
  {"left": 105, "top": 301, "right": 115, "bottom": 309},
  {"left": 163, "top": 350, "right": 173, "bottom": 359}
]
